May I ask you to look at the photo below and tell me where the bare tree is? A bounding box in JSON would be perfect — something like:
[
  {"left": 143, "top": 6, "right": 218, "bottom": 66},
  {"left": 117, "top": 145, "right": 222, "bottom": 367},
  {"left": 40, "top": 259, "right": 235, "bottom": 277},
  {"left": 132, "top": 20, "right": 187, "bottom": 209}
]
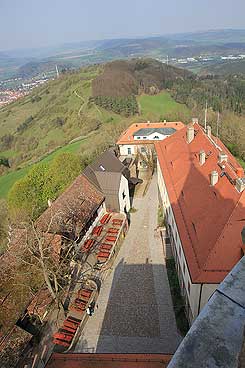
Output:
[{"left": 7, "top": 212, "right": 78, "bottom": 312}]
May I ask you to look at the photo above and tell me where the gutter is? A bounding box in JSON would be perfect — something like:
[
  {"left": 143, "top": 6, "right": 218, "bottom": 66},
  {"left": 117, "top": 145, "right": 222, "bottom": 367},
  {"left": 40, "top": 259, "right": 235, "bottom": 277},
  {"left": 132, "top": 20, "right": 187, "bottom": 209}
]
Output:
[{"left": 198, "top": 283, "right": 203, "bottom": 315}]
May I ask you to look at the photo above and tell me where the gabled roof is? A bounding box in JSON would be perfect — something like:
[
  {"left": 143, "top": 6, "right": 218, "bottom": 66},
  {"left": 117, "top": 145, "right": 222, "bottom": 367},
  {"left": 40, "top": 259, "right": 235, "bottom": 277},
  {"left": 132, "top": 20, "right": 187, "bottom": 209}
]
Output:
[
  {"left": 156, "top": 122, "right": 245, "bottom": 283},
  {"left": 36, "top": 174, "right": 104, "bottom": 237},
  {"left": 83, "top": 150, "right": 128, "bottom": 193},
  {"left": 117, "top": 122, "right": 185, "bottom": 145},
  {"left": 133, "top": 127, "right": 176, "bottom": 136},
  {"left": 86, "top": 150, "right": 126, "bottom": 174}
]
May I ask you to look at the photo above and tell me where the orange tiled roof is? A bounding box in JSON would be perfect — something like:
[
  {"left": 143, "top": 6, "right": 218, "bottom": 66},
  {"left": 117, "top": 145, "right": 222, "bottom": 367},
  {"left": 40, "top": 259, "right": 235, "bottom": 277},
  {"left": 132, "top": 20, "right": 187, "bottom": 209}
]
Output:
[
  {"left": 155, "top": 122, "right": 245, "bottom": 283},
  {"left": 117, "top": 122, "right": 185, "bottom": 145}
]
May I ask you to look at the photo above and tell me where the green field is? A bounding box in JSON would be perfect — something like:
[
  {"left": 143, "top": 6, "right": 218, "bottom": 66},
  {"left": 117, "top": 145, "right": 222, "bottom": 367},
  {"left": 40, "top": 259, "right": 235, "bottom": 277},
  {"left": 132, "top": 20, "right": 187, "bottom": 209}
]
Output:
[
  {"left": 138, "top": 91, "right": 190, "bottom": 120},
  {"left": 0, "top": 137, "right": 89, "bottom": 198}
]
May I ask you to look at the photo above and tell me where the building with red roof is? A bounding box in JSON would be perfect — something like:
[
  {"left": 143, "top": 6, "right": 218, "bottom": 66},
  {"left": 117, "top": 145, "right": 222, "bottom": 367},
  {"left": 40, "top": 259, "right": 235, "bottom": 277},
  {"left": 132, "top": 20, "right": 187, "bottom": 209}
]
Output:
[
  {"left": 45, "top": 353, "right": 172, "bottom": 368},
  {"left": 156, "top": 120, "right": 245, "bottom": 322},
  {"left": 116, "top": 121, "right": 184, "bottom": 159}
]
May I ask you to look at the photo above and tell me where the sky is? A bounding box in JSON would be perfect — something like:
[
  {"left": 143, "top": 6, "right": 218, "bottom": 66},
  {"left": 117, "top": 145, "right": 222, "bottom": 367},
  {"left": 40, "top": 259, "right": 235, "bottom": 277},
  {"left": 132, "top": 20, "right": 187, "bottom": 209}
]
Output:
[{"left": 0, "top": 0, "right": 245, "bottom": 50}]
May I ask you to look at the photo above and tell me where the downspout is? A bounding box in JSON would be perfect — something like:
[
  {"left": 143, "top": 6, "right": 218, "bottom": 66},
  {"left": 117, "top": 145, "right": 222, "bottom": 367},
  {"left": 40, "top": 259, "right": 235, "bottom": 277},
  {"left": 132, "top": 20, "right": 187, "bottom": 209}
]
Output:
[{"left": 198, "top": 283, "right": 203, "bottom": 315}]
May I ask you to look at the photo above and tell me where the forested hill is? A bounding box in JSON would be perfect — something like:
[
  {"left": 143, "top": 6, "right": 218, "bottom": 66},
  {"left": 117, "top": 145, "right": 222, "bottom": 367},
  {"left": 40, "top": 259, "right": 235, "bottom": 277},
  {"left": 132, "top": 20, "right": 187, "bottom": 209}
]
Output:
[{"left": 92, "top": 59, "right": 192, "bottom": 97}]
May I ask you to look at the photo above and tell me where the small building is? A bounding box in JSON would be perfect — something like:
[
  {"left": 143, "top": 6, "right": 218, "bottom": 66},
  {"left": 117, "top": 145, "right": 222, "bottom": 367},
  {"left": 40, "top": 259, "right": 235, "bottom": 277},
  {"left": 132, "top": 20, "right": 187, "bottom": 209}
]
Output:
[
  {"left": 83, "top": 150, "right": 130, "bottom": 214},
  {"left": 37, "top": 174, "right": 105, "bottom": 241},
  {"left": 117, "top": 121, "right": 185, "bottom": 157},
  {"left": 156, "top": 121, "right": 245, "bottom": 323}
]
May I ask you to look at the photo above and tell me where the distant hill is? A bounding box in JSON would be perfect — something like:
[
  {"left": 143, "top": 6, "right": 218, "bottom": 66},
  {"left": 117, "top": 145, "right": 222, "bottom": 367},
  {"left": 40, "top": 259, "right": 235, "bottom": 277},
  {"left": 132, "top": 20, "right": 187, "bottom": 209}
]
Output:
[
  {"left": 3, "top": 29, "right": 245, "bottom": 80},
  {"left": 201, "top": 59, "right": 245, "bottom": 76},
  {"left": 92, "top": 59, "right": 193, "bottom": 97}
]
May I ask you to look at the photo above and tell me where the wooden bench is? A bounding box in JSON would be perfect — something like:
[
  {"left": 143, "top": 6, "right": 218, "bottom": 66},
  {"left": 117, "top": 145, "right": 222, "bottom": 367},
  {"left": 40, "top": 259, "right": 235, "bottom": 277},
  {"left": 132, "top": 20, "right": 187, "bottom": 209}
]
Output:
[
  {"left": 100, "top": 213, "right": 111, "bottom": 224},
  {"left": 97, "top": 251, "right": 110, "bottom": 261},
  {"left": 67, "top": 316, "right": 81, "bottom": 323},
  {"left": 60, "top": 326, "right": 76, "bottom": 334},
  {"left": 92, "top": 225, "right": 103, "bottom": 236},
  {"left": 53, "top": 332, "right": 73, "bottom": 342},
  {"left": 63, "top": 320, "right": 79, "bottom": 330},
  {"left": 100, "top": 243, "right": 113, "bottom": 251},
  {"left": 69, "top": 305, "right": 86, "bottom": 313},
  {"left": 107, "top": 228, "right": 119, "bottom": 234},
  {"left": 105, "top": 235, "right": 117, "bottom": 242},
  {"left": 81, "top": 239, "right": 95, "bottom": 252}
]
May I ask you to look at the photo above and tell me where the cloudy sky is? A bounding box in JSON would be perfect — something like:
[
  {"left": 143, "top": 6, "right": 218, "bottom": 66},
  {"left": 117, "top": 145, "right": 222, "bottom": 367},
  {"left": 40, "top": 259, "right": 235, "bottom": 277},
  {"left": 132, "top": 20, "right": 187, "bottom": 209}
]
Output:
[{"left": 0, "top": 0, "right": 245, "bottom": 50}]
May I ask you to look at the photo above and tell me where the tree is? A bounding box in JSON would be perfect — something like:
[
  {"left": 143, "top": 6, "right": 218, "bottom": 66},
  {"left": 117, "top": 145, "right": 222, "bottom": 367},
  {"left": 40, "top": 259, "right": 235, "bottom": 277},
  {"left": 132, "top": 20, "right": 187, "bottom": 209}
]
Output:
[
  {"left": 8, "top": 153, "right": 82, "bottom": 221},
  {"left": 0, "top": 199, "right": 8, "bottom": 254}
]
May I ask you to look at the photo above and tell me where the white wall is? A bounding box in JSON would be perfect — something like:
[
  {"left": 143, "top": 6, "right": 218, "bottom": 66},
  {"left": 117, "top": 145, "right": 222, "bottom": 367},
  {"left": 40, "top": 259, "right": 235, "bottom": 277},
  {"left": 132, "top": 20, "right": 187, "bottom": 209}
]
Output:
[
  {"left": 118, "top": 175, "right": 130, "bottom": 213},
  {"left": 200, "top": 284, "right": 218, "bottom": 310},
  {"left": 76, "top": 201, "right": 106, "bottom": 250},
  {"left": 157, "top": 159, "right": 217, "bottom": 322},
  {"left": 119, "top": 144, "right": 137, "bottom": 156}
]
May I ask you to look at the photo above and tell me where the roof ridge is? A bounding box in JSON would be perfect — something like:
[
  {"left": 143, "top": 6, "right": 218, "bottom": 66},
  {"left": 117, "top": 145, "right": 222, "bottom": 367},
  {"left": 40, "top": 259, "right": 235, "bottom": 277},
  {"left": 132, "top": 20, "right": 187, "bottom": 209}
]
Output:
[{"left": 157, "top": 140, "right": 203, "bottom": 278}]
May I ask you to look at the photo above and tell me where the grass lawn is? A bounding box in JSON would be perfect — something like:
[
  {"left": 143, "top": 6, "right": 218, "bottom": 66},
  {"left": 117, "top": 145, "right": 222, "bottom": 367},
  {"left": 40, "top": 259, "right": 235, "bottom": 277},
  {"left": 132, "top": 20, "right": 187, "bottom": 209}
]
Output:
[
  {"left": 0, "top": 137, "right": 88, "bottom": 198},
  {"left": 138, "top": 91, "right": 190, "bottom": 120}
]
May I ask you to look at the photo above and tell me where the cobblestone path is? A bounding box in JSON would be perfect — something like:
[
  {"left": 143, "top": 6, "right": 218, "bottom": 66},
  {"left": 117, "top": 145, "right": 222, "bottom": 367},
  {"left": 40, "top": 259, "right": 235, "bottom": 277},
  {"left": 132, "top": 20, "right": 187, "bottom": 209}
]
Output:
[{"left": 75, "top": 174, "right": 182, "bottom": 354}]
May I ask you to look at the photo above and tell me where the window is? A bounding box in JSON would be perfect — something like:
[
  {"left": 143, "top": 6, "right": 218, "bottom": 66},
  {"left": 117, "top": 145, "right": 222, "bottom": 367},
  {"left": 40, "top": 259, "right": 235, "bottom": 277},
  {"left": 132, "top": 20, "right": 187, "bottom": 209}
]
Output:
[
  {"left": 183, "top": 262, "right": 186, "bottom": 275},
  {"left": 143, "top": 136, "right": 147, "bottom": 139},
  {"left": 188, "top": 281, "right": 191, "bottom": 295},
  {"left": 127, "top": 147, "right": 132, "bottom": 154},
  {"left": 153, "top": 135, "right": 159, "bottom": 139},
  {"left": 122, "top": 191, "right": 126, "bottom": 200},
  {"left": 137, "top": 137, "right": 141, "bottom": 140}
]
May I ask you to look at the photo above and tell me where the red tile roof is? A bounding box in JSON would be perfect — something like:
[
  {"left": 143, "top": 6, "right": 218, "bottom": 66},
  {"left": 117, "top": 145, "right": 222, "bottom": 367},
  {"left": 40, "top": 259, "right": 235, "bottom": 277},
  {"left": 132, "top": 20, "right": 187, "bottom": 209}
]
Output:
[
  {"left": 45, "top": 353, "right": 172, "bottom": 368},
  {"left": 37, "top": 175, "right": 104, "bottom": 238},
  {"left": 117, "top": 122, "right": 185, "bottom": 145},
  {"left": 156, "top": 122, "right": 245, "bottom": 283}
]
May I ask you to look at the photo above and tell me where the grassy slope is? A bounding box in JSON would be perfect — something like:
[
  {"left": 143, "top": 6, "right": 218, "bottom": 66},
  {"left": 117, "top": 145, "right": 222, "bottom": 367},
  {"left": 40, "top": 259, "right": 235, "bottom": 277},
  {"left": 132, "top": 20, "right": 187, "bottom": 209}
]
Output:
[
  {"left": 138, "top": 91, "right": 189, "bottom": 120},
  {"left": 0, "top": 63, "right": 191, "bottom": 199}
]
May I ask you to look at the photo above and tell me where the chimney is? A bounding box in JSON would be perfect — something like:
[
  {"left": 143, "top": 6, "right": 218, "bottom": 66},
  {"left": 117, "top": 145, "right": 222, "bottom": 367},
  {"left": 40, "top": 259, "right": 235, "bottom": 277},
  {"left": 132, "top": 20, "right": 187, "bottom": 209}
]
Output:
[
  {"left": 207, "top": 125, "right": 211, "bottom": 138},
  {"left": 210, "top": 171, "right": 219, "bottom": 186},
  {"left": 236, "top": 178, "right": 245, "bottom": 193},
  {"left": 199, "top": 150, "right": 206, "bottom": 165},
  {"left": 192, "top": 118, "right": 198, "bottom": 124},
  {"left": 237, "top": 168, "right": 244, "bottom": 178},
  {"left": 218, "top": 152, "right": 228, "bottom": 163},
  {"left": 186, "top": 125, "right": 195, "bottom": 144}
]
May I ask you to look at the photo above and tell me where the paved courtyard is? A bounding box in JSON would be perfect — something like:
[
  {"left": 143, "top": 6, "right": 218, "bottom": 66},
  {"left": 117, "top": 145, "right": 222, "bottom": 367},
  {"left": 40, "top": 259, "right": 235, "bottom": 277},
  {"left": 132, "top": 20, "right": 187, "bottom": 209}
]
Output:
[{"left": 74, "top": 174, "right": 182, "bottom": 354}]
